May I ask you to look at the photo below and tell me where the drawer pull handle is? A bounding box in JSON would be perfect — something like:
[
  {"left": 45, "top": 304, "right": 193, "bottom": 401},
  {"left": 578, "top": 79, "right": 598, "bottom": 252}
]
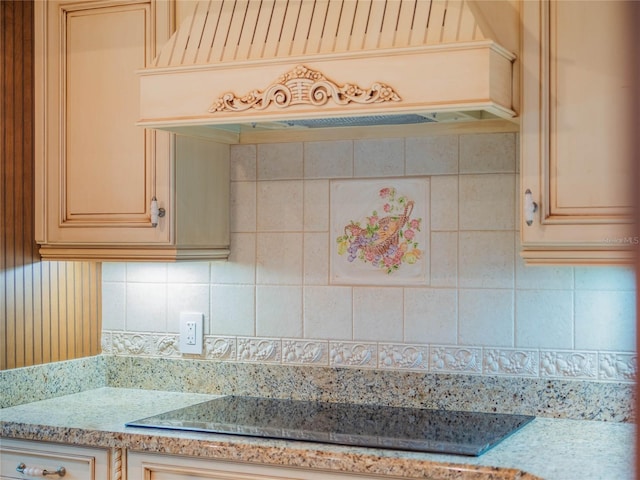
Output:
[{"left": 16, "top": 462, "right": 66, "bottom": 477}]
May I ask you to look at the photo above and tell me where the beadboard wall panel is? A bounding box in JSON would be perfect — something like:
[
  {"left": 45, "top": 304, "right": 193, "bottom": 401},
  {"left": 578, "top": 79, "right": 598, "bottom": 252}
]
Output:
[{"left": 1, "top": 0, "right": 101, "bottom": 370}]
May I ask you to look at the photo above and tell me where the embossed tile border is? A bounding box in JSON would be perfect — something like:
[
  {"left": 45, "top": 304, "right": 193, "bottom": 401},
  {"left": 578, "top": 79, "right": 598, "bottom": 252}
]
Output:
[
  {"left": 430, "top": 346, "right": 482, "bottom": 374},
  {"left": 101, "top": 331, "right": 637, "bottom": 383},
  {"left": 283, "top": 339, "right": 329, "bottom": 366},
  {"left": 329, "top": 341, "right": 377, "bottom": 368}
]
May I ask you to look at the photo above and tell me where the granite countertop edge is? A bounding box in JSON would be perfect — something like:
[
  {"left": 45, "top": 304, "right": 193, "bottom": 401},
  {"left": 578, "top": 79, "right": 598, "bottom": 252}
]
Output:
[{"left": 1, "top": 387, "right": 634, "bottom": 480}]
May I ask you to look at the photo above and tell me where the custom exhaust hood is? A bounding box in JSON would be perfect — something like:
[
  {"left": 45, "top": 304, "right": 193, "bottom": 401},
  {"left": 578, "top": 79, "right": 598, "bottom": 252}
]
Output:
[{"left": 138, "top": 0, "right": 520, "bottom": 143}]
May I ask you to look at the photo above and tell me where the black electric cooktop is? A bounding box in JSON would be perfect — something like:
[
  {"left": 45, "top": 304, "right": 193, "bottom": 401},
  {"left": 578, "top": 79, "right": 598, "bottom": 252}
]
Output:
[{"left": 126, "top": 396, "right": 534, "bottom": 456}]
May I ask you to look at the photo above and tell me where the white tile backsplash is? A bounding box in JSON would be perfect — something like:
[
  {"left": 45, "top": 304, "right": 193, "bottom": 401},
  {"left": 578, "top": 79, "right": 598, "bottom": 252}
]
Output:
[
  {"left": 458, "top": 231, "right": 515, "bottom": 288},
  {"left": 167, "top": 263, "right": 210, "bottom": 283},
  {"left": 230, "top": 144, "right": 257, "bottom": 181},
  {"left": 303, "top": 286, "right": 353, "bottom": 339},
  {"left": 126, "top": 263, "right": 168, "bottom": 283},
  {"left": 459, "top": 133, "right": 516, "bottom": 173},
  {"left": 459, "top": 174, "right": 515, "bottom": 230},
  {"left": 574, "top": 290, "right": 636, "bottom": 351},
  {"left": 404, "top": 288, "right": 457, "bottom": 344},
  {"left": 230, "top": 182, "right": 256, "bottom": 232},
  {"left": 101, "top": 282, "right": 125, "bottom": 330},
  {"left": 303, "top": 179, "right": 329, "bottom": 231},
  {"left": 256, "top": 286, "right": 303, "bottom": 337},
  {"left": 256, "top": 233, "right": 303, "bottom": 285},
  {"left": 458, "top": 289, "right": 514, "bottom": 347},
  {"left": 211, "top": 285, "right": 255, "bottom": 336},
  {"left": 429, "top": 231, "right": 458, "bottom": 287},
  {"left": 302, "top": 233, "right": 329, "bottom": 285},
  {"left": 103, "top": 133, "right": 637, "bottom": 382},
  {"left": 574, "top": 266, "right": 636, "bottom": 290},
  {"left": 430, "top": 175, "right": 458, "bottom": 231},
  {"left": 354, "top": 138, "right": 404, "bottom": 177},
  {"left": 257, "top": 142, "right": 303, "bottom": 179},
  {"left": 125, "top": 282, "right": 167, "bottom": 331},
  {"left": 515, "top": 290, "right": 574, "bottom": 349},
  {"left": 102, "top": 262, "right": 125, "bottom": 282},
  {"left": 257, "top": 180, "right": 303, "bottom": 231},
  {"left": 405, "top": 135, "right": 458, "bottom": 175},
  {"left": 304, "top": 140, "right": 353, "bottom": 178},
  {"left": 353, "top": 287, "right": 404, "bottom": 342}
]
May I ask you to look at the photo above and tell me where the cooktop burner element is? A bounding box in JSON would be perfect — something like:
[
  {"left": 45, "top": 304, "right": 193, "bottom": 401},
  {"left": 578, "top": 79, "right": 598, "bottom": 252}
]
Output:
[{"left": 126, "top": 396, "right": 534, "bottom": 456}]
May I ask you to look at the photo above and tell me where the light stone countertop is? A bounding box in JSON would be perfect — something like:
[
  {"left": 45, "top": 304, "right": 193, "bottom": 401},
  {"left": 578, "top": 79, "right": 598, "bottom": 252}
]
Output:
[{"left": 0, "top": 388, "right": 634, "bottom": 480}]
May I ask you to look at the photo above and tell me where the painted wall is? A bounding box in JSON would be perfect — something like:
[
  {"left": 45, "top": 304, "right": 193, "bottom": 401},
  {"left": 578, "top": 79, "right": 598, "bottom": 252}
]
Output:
[
  {"left": 1, "top": 0, "right": 101, "bottom": 370},
  {"left": 101, "top": 132, "right": 636, "bottom": 383}
]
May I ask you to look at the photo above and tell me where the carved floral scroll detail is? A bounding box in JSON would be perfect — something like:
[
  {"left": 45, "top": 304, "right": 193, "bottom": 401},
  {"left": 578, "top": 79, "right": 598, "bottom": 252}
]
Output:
[{"left": 209, "top": 65, "right": 401, "bottom": 113}]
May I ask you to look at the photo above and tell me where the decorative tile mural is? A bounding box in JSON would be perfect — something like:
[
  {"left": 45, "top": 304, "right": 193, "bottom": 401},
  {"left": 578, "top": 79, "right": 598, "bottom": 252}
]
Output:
[{"left": 330, "top": 178, "right": 429, "bottom": 285}]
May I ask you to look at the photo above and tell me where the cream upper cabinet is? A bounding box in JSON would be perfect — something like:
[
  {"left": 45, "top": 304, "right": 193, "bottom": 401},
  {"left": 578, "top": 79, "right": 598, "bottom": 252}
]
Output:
[
  {"left": 520, "top": 0, "right": 635, "bottom": 265},
  {"left": 35, "top": 0, "right": 229, "bottom": 261}
]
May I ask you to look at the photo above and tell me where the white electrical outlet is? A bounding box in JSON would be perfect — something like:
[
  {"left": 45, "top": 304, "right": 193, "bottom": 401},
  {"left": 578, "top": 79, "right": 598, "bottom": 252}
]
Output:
[
  {"left": 185, "top": 321, "right": 197, "bottom": 345},
  {"left": 179, "top": 312, "right": 203, "bottom": 354}
]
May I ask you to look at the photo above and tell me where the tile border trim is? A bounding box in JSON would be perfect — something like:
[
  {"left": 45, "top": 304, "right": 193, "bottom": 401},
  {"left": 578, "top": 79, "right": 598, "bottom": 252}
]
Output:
[{"left": 101, "top": 331, "right": 636, "bottom": 383}]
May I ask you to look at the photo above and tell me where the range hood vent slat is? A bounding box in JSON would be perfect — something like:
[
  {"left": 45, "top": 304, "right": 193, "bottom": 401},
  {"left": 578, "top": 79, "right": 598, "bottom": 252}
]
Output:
[
  {"left": 139, "top": 0, "right": 520, "bottom": 140},
  {"left": 159, "top": 0, "right": 489, "bottom": 67}
]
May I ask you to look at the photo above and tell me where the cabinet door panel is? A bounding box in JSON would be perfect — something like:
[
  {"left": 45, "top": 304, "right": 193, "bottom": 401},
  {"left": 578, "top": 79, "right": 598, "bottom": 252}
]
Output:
[
  {"left": 66, "top": 7, "right": 148, "bottom": 217},
  {"left": 549, "top": 1, "right": 633, "bottom": 216}
]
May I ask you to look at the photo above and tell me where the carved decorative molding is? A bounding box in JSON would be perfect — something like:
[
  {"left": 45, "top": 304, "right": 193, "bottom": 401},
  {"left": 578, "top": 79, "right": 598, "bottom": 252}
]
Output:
[
  {"left": 209, "top": 65, "right": 401, "bottom": 113},
  {"left": 112, "top": 447, "right": 124, "bottom": 480}
]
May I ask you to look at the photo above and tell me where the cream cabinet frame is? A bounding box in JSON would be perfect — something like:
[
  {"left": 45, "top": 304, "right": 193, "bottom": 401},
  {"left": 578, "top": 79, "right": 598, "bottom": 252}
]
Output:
[
  {"left": 0, "top": 438, "right": 110, "bottom": 480},
  {"left": 519, "top": 0, "right": 635, "bottom": 265},
  {"left": 34, "top": 0, "right": 229, "bottom": 261}
]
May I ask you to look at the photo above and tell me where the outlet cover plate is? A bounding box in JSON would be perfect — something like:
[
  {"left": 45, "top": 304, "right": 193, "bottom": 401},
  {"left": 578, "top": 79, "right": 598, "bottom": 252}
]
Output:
[{"left": 179, "top": 312, "right": 204, "bottom": 354}]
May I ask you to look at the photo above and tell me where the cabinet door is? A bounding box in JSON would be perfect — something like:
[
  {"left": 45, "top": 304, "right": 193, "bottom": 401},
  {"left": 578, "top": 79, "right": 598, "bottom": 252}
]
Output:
[
  {"left": 0, "top": 439, "right": 110, "bottom": 480},
  {"left": 520, "top": 0, "right": 635, "bottom": 264},
  {"left": 35, "top": 0, "right": 173, "bottom": 247},
  {"left": 127, "top": 451, "right": 395, "bottom": 480}
]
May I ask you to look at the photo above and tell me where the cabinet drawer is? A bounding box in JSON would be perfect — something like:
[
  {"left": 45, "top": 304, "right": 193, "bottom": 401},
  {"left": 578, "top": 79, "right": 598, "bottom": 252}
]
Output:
[
  {"left": 0, "top": 439, "right": 110, "bottom": 480},
  {"left": 128, "top": 451, "right": 399, "bottom": 480}
]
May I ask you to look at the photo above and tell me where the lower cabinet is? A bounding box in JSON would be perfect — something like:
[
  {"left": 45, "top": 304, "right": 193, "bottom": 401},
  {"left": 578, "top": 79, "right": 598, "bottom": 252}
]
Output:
[
  {"left": 0, "top": 439, "right": 110, "bottom": 480},
  {"left": 127, "top": 451, "right": 392, "bottom": 480},
  {"left": 1, "top": 441, "right": 402, "bottom": 480}
]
